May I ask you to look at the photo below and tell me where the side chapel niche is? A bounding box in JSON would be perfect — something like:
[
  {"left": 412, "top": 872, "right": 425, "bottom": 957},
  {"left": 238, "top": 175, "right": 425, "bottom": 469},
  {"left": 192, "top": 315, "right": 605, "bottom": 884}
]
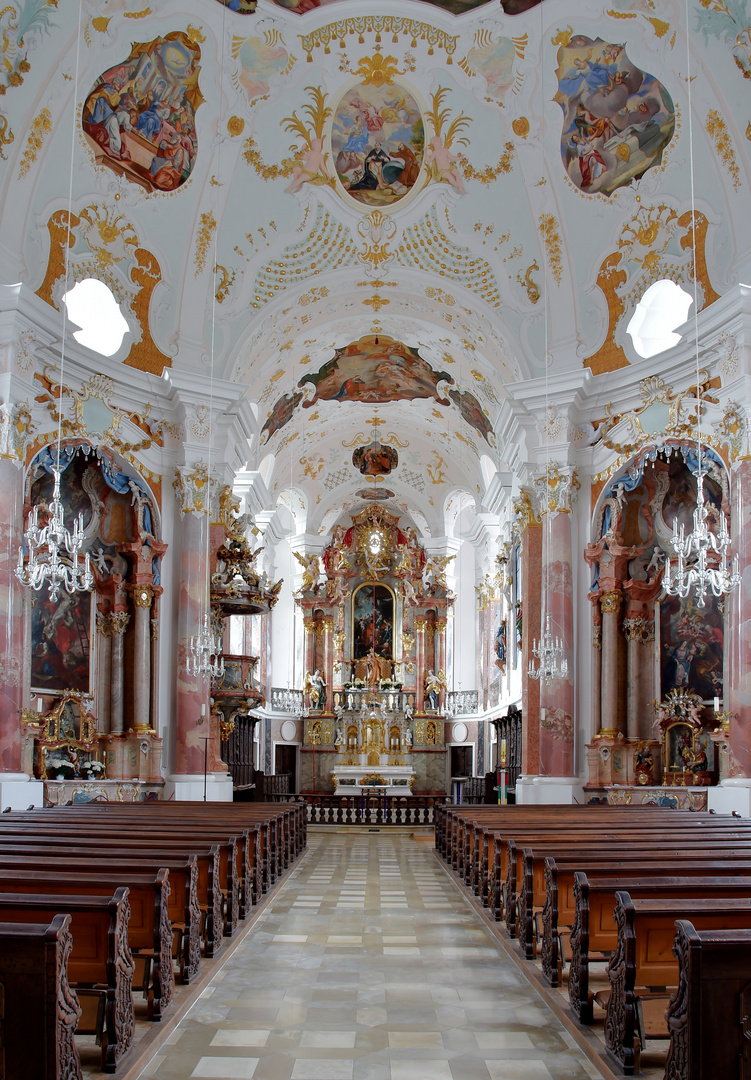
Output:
[
  {"left": 22, "top": 442, "right": 166, "bottom": 802},
  {"left": 295, "top": 505, "right": 452, "bottom": 796},
  {"left": 585, "top": 444, "right": 727, "bottom": 806}
]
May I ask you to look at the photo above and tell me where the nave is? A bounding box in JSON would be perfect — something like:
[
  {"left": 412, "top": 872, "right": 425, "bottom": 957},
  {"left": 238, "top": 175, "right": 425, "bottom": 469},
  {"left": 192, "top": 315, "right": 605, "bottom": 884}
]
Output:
[{"left": 128, "top": 830, "right": 603, "bottom": 1080}]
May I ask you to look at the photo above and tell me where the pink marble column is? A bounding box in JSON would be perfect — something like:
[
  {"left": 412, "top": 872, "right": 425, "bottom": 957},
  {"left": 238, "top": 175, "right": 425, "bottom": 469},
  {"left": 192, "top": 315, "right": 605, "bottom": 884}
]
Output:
[
  {"left": 727, "top": 457, "right": 751, "bottom": 775},
  {"left": 521, "top": 523, "right": 542, "bottom": 774},
  {"left": 0, "top": 457, "right": 25, "bottom": 773},
  {"left": 175, "top": 510, "right": 210, "bottom": 776},
  {"left": 415, "top": 616, "right": 427, "bottom": 714},
  {"left": 322, "top": 616, "right": 334, "bottom": 714},
  {"left": 539, "top": 510, "right": 575, "bottom": 776}
]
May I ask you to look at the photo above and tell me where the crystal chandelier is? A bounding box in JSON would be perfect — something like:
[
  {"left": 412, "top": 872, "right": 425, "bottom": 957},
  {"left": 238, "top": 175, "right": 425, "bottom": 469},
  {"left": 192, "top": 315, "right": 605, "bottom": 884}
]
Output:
[
  {"left": 16, "top": 464, "right": 94, "bottom": 604},
  {"left": 528, "top": 610, "right": 568, "bottom": 683},
  {"left": 186, "top": 610, "right": 224, "bottom": 680},
  {"left": 663, "top": 471, "right": 740, "bottom": 609}
]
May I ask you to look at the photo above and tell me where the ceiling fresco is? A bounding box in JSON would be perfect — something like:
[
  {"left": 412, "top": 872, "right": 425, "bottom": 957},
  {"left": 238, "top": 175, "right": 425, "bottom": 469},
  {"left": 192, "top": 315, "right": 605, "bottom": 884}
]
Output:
[
  {"left": 0, "top": 0, "right": 747, "bottom": 536},
  {"left": 82, "top": 34, "right": 202, "bottom": 193}
]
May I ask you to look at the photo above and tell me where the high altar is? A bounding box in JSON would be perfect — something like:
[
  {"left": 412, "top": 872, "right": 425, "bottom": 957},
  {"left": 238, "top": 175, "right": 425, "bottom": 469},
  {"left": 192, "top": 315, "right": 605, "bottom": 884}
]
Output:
[{"left": 297, "top": 505, "right": 450, "bottom": 795}]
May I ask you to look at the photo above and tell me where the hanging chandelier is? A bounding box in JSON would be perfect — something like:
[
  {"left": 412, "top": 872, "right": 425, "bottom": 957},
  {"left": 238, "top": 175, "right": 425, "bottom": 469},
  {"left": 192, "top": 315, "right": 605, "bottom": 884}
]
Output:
[
  {"left": 528, "top": 610, "right": 568, "bottom": 684},
  {"left": 16, "top": 463, "right": 93, "bottom": 605},
  {"left": 663, "top": 470, "right": 740, "bottom": 609},
  {"left": 186, "top": 610, "right": 225, "bottom": 681},
  {"left": 661, "top": 2, "right": 740, "bottom": 612}
]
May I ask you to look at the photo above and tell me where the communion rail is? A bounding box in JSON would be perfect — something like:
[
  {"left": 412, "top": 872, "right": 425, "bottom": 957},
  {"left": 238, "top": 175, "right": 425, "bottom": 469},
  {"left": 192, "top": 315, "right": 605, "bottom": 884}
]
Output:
[{"left": 288, "top": 793, "right": 451, "bottom": 826}]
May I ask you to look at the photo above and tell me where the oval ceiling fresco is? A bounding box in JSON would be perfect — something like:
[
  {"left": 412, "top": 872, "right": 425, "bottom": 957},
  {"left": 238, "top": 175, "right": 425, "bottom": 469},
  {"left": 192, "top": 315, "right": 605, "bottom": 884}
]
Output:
[
  {"left": 82, "top": 32, "right": 202, "bottom": 193},
  {"left": 332, "top": 79, "right": 425, "bottom": 208},
  {"left": 555, "top": 36, "right": 675, "bottom": 196}
]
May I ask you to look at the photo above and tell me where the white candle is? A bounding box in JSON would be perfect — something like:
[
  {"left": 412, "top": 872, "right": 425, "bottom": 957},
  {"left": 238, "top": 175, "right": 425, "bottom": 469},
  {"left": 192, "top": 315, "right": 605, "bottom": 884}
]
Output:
[
  {"left": 714, "top": 696, "right": 720, "bottom": 713},
  {"left": 36, "top": 698, "right": 42, "bottom": 713},
  {"left": 201, "top": 704, "right": 206, "bottom": 718}
]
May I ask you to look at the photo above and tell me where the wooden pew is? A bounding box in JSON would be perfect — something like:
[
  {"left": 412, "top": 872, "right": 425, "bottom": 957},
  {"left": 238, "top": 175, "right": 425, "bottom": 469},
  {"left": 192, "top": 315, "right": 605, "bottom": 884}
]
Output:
[
  {"left": 0, "top": 838, "right": 223, "bottom": 958},
  {"left": 0, "top": 914, "right": 82, "bottom": 1079},
  {"left": 0, "top": 852, "right": 201, "bottom": 987},
  {"left": 605, "top": 892, "right": 751, "bottom": 1074},
  {"left": 506, "top": 833, "right": 751, "bottom": 940},
  {"left": 541, "top": 857, "right": 751, "bottom": 989},
  {"left": 665, "top": 921, "right": 751, "bottom": 1080},
  {"left": 0, "top": 889, "right": 134, "bottom": 1072},
  {"left": 514, "top": 831, "right": 751, "bottom": 955},
  {"left": 0, "top": 867, "right": 174, "bottom": 1020},
  {"left": 0, "top": 821, "right": 241, "bottom": 938},
  {"left": 567, "top": 870, "right": 751, "bottom": 1024}
]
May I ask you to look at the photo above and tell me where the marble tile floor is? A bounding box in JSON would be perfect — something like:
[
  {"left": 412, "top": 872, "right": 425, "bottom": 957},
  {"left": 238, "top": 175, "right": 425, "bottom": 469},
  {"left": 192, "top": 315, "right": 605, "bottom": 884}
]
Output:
[{"left": 103, "top": 828, "right": 623, "bottom": 1080}]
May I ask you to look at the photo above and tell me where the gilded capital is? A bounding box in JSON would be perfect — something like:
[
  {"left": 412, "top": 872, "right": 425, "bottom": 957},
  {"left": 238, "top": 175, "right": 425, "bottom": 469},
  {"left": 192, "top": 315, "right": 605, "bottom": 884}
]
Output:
[
  {"left": 0, "top": 401, "right": 34, "bottom": 464},
  {"left": 600, "top": 590, "right": 623, "bottom": 615},
  {"left": 533, "top": 463, "right": 580, "bottom": 514},
  {"left": 174, "top": 462, "right": 212, "bottom": 515},
  {"left": 131, "top": 585, "right": 154, "bottom": 609},
  {"left": 511, "top": 489, "right": 541, "bottom": 538},
  {"left": 415, "top": 617, "right": 429, "bottom": 633},
  {"left": 110, "top": 611, "right": 131, "bottom": 635},
  {"left": 96, "top": 612, "right": 113, "bottom": 638}
]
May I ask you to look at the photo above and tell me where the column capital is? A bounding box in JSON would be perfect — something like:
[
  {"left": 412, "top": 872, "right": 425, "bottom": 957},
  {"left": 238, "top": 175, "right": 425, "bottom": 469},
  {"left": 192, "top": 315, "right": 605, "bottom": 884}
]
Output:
[
  {"left": 174, "top": 462, "right": 213, "bottom": 515},
  {"left": 599, "top": 589, "right": 623, "bottom": 615},
  {"left": 130, "top": 584, "right": 155, "bottom": 609},
  {"left": 110, "top": 611, "right": 131, "bottom": 635},
  {"left": 532, "top": 463, "right": 580, "bottom": 514}
]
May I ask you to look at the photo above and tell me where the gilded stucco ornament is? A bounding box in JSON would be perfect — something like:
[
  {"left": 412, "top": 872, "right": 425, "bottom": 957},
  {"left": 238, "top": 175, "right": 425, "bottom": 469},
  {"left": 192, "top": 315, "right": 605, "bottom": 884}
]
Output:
[
  {"left": 0, "top": 401, "right": 33, "bottom": 463},
  {"left": 533, "top": 464, "right": 580, "bottom": 514},
  {"left": 173, "top": 463, "right": 212, "bottom": 515},
  {"left": 36, "top": 204, "right": 170, "bottom": 376},
  {"left": 585, "top": 205, "right": 720, "bottom": 376}
]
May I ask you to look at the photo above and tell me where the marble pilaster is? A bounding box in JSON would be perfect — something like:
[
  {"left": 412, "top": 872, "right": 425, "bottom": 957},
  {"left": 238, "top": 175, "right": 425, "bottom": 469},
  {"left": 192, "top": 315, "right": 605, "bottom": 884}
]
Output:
[
  {"left": 95, "top": 609, "right": 113, "bottom": 733},
  {"left": 539, "top": 508, "right": 575, "bottom": 777},
  {"left": 599, "top": 589, "right": 625, "bottom": 737},
  {"left": 0, "top": 455, "right": 25, "bottom": 773},
  {"left": 726, "top": 456, "right": 751, "bottom": 775},
  {"left": 172, "top": 473, "right": 211, "bottom": 777}
]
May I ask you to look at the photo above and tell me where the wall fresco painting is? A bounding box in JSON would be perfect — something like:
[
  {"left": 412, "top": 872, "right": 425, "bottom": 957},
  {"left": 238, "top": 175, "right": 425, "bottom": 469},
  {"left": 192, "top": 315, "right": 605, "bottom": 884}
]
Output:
[
  {"left": 356, "top": 488, "right": 394, "bottom": 500},
  {"left": 555, "top": 36, "right": 675, "bottom": 196},
  {"left": 261, "top": 391, "right": 303, "bottom": 442},
  {"left": 300, "top": 335, "right": 453, "bottom": 406},
  {"left": 332, "top": 81, "right": 424, "bottom": 207},
  {"left": 353, "top": 441, "right": 398, "bottom": 476},
  {"left": 449, "top": 388, "right": 494, "bottom": 444},
  {"left": 83, "top": 32, "right": 202, "bottom": 193}
]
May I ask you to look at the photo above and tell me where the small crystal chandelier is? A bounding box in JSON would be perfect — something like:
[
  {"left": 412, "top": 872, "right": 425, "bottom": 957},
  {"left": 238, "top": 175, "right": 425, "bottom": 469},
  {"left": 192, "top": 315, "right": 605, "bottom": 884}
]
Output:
[
  {"left": 16, "top": 463, "right": 93, "bottom": 605},
  {"left": 528, "top": 610, "right": 568, "bottom": 683},
  {"left": 663, "top": 471, "right": 739, "bottom": 609},
  {"left": 186, "top": 610, "right": 224, "bottom": 680}
]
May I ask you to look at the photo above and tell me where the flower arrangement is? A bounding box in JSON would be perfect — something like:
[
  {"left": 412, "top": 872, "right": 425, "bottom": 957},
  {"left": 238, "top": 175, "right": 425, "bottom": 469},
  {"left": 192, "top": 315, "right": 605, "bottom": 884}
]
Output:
[
  {"left": 45, "top": 754, "right": 75, "bottom": 780},
  {"left": 79, "top": 759, "right": 106, "bottom": 780}
]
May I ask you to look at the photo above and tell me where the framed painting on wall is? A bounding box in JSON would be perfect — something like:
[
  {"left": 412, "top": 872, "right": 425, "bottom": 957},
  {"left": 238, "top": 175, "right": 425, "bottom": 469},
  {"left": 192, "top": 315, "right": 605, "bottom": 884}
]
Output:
[
  {"left": 657, "top": 594, "right": 723, "bottom": 703},
  {"left": 30, "top": 582, "right": 93, "bottom": 695}
]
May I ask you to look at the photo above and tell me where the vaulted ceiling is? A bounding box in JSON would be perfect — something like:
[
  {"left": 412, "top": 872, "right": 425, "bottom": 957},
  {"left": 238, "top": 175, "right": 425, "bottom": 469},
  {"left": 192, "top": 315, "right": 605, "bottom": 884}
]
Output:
[{"left": 0, "top": 0, "right": 748, "bottom": 537}]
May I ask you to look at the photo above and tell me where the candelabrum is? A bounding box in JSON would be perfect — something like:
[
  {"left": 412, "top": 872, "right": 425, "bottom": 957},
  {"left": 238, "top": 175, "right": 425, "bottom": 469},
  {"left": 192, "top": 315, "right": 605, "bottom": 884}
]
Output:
[
  {"left": 16, "top": 467, "right": 93, "bottom": 604},
  {"left": 663, "top": 473, "right": 740, "bottom": 609},
  {"left": 527, "top": 611, "right": 568, "bottom": 683}
]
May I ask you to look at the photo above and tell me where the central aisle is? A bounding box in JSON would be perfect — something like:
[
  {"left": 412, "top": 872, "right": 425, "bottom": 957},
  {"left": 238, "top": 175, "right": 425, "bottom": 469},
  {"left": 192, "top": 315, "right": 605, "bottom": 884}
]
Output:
[{"left": 137, "top": 830, "right": 603, "bottom": 1080}]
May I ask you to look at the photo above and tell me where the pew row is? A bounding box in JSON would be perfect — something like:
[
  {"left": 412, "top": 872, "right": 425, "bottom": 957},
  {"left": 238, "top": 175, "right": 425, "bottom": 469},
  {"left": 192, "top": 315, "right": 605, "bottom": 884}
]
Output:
[{"left": 0, "top": 914, "right": 82, "bottom": 1080}]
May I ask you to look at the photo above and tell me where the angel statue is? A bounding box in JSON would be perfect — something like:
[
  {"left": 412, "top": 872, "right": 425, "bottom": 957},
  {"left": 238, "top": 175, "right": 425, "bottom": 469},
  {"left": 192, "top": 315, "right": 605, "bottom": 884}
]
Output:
[
  {"left": 294, "top": 551, "right": 321, "bottom": 593},
  {"left": 425, "top": 668, "right": 447, "bottom": 711},
  {"left": 304, "top": 669, "right": 326, "bottom": 712}
]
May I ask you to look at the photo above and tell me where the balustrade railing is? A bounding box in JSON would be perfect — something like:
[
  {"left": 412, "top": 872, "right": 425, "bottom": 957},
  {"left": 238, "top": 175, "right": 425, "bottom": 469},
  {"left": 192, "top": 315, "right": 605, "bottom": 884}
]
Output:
[
  {"left": 295, "top": 792, "right": 450, "bottom": 826},
  {"left": 332, "top": 688, "right": 416, "bottom": 713},
  {"left": 270, "top": 688, "right": 304, "bottom": 713},
  {"left": 444, "top": 690, "right": 479, "bottom": 716}
]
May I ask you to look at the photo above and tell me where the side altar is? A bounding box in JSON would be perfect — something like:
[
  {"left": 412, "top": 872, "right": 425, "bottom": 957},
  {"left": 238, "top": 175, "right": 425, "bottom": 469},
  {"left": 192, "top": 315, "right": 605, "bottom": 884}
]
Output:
[{"left": 296, "top": 504, "right": 452, "bottom": 796}]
